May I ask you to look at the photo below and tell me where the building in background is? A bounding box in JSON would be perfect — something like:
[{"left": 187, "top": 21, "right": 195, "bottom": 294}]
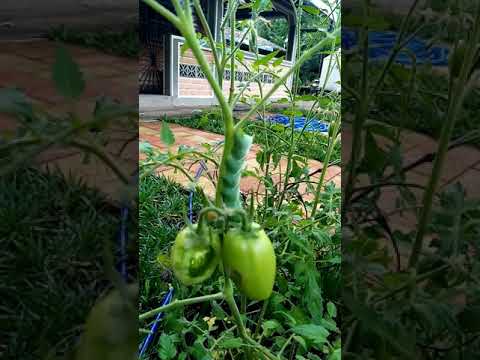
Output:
[{"left": 139, "top": 0, "right": 329, "bottom": 114}]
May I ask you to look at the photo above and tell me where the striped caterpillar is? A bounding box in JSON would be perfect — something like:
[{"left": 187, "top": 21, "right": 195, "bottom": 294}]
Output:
[{"left": 221, "top": 129, "right": 253, "bottom": 208}]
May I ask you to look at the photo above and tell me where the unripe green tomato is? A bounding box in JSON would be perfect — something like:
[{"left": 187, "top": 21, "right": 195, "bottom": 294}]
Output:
[
  {"left": 171, "top": 225, "right": 221, "bottom": 285},
  {"left": 75, "top": 283, "right": 138, "bottom": 360},
  {"left": 222, "top": 223, "right": 276, "bottom": 300}
]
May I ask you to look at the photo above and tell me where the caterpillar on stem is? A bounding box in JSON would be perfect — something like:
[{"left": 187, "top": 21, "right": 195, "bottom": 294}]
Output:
[{"left": 221, "top": 129, "right": 253, "bottom": 209}]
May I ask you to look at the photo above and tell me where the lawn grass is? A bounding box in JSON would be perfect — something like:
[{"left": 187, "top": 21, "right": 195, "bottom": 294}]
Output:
[
  {"left": 0, "top": 167, "right": 129, "bottom": 359},
  {"left": 164, "top": 109, "right": 341, "bottom": 164}
]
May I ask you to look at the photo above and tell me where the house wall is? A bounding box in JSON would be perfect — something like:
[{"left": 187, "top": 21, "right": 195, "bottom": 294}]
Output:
[
  {"left": 176, "top": 40, "right": 292, "bottom": 100},
  {"left": 178, "top": 49, "right": 215, "bottom": 98}
]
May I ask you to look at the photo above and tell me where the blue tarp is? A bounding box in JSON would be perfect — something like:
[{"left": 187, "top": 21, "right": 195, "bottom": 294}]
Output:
[
  {"left": 267, "top": 114, "right": 329, "bottom": 133},
  {"left": 342, "top": 28, "right": 449, "bottom": 66}
]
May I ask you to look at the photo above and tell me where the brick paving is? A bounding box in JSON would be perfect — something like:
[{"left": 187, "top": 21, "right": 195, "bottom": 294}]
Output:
[
  {"left": 1, "top": 39, "right": 137, "bottom": 203},
  {"left": 140, "top": 122, "right": 342, "bottom": 202}
]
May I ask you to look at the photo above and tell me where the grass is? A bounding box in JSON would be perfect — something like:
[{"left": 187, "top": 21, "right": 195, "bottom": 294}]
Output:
[
  {"left": 47, "top": 25, "right": 139, "bottom": 58},
  {"left": 164, "top": 109, "right": 341, "bottom": 164},
  {"left": 0, "top": 167, "right": 131, "bottom": 359}
]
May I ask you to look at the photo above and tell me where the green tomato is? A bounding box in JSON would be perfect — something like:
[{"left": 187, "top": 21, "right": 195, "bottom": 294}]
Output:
[
  {"left": 75, "top": 283, "right": 138, "bottom": 360},
  {"left": 223, "top": 223, "right": 276, "bottom": 300},
  {"left": 171, "top": 225, "right": 221, "bottom": 285}
]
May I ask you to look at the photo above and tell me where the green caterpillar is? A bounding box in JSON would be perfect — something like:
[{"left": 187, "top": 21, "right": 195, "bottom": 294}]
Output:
[{"left": 221, "top": 130, "right": 253, "bottom": 208}]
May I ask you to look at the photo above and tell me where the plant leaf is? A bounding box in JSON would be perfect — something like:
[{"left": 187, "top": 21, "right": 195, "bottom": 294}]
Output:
[
  {"left": 161, "top": 121, "right": 175, "bottom": 146},
  {"left": 253, "top": 50, "right": 280, "bottom": 67},
  {"left": 52, "top": 46, "right": 85, "bottom": 99},
  {"left": 292, "top": 324, "right": 329, "bottom": 348},
  {"left": 302, "top": 5, "right": 320, "bottom": 15},
  {"left": 158, "top": 334, "right": 177, "bottom": 360},
  {"left": 0, "top": 88, "right": 33, "bottom": 117}
]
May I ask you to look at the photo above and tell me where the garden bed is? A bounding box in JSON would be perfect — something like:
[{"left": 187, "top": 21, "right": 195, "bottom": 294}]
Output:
[{"left": 139, "top": 173, "right": 341, "bottom": 359}]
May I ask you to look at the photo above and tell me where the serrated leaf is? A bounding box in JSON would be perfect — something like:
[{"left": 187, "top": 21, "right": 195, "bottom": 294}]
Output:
[
  {"left": 253, "top": 50, "right": 280, "bottom": 67},
  {"left": 343, "top": 291, "right": 417, "bottom": 358},
  {"left": 158, "top": 334, "right": 177, "bottom": 360},
  {"left": 52, "top": 46, "right": 85, "bottom": 99},
  {"left": 304, "top": 264, "right": 324, "bottom": 322},
  {"left": 218, "top": 335, "right": 244, "bottom": 349},
  {"left": 161, "top": 121, "right": 175, "bottom": 146},
  {"left": 262, "top": 319, "right": 283, "bottom": 336},
  {"left": 292, "top": 324, "right": 329, "bottom": 347}
]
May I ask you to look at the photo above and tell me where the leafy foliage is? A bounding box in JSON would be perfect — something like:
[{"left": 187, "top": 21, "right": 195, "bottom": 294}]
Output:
[{"left": 342, "top": 1, "right": 480, "bottom": 358}]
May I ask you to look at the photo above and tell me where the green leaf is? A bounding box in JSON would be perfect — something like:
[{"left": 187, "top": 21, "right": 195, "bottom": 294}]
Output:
[
  {"left": 327, "top": 302, "right": 337, "bottom": 318},
  {"left": 253, "top": 50, "right": 280, "bottom": 67},
  {"left": 293, "top": 335, "right": 308, "bottom": 351},
  {"left": 252, "top": 0, "right": 272, "bottom": 12},
  {"left": 328, "top": 347, "right": 341, "bottom": 360},
  {"left": 302, "top": 5, "right": 320, "bottom": 15},
  {"left": 262, "top": 319, "right": 283, "bottom": 336},
  {"left": 343, "top": 291, "right": 417, "bottom": 358},
  {"left": 158, "top": 334, "right": 177, "bottom": 360},
  {"left": 292, "top": 324, "right": 329, "bottom": 347},
  {"left": 304, "top": 264, "right": 324, "bottom": 322},
  {"left": 0, "top": 88, "right": 32, "bottom": 117},
  {"left": 295, "top": 94, "right": 317, "bottom": 102},
  {"left": 235, "top": 50, "right": 245, "bottom": 63},
  {"left": 140, "top": 141, "right": 153, "bottom": 154},
  {"left": 218, "top": 335, "right": 244, "bottom": 349},
  {"left": 52, "top": 46, "right": 85, "bottom": 99},
  {"left": 161, "top": 121, "right": 175, "bottom": 146},
  {"left": 272, "top": 56, "right": 285, "bottom": 67}
]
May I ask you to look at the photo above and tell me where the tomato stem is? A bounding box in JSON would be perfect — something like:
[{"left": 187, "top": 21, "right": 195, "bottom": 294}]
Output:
[
  {"left": 139, "top": 292, "right": 224, "bottom": 321},
  {"left": 223, "top": 278, "right": 277, "bottom": 360}
]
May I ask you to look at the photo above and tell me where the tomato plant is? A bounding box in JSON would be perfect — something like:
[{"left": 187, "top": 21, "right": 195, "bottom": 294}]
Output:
[{"left": 139, "top": 0, "right": 341, "bottom": 359}]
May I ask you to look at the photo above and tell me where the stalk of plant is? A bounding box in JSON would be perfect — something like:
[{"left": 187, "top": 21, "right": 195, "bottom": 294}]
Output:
[
  {"left": 408, "top": 7, "right": 480, "bottom": 268},
  {"left": 140, "top": 0, "right": 339, "bottom": 357},
  {"left": 311, "top": 115, "right": 340, "bottom": 218},
  {"left": 342, "top": 0, "right": 423, "bottom": 216}
]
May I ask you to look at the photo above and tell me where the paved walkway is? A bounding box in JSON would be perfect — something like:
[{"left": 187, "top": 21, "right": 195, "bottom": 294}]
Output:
[
  {"left": 3, "top": 39, "right": 479, "bottom": 220},
  {"left": 140, "top": 122, "right": 342, "bottom": 202},
  {"left": 343, "top": 123, "right": 480, "bottom": 264},
  {"left": 1, "top": 39, "right": 137, "bottom": 203}
]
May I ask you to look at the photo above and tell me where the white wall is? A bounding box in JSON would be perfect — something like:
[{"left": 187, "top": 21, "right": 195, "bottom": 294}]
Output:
[{"left": 319, "top": 50, "right": 340, "bottom": 92}]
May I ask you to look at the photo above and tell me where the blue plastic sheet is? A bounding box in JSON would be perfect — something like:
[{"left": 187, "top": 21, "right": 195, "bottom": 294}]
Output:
[
  {"left": 267, "top": 114, "right": 329, "bottom": 133},
  {"left": 342, "top": 28, "right": 449, "bottom": 66}
]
